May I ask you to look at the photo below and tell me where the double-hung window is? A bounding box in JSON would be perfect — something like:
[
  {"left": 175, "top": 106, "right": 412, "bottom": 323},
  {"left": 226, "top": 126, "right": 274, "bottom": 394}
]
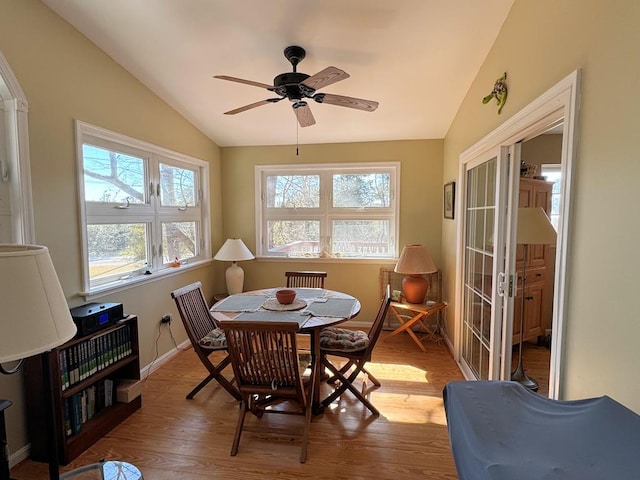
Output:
[
  {"left": 256, "top": 162, "right": 399, "bottom": 259},
  {"left": 76, "top": 121, "right": 211, "bottom": 295}
]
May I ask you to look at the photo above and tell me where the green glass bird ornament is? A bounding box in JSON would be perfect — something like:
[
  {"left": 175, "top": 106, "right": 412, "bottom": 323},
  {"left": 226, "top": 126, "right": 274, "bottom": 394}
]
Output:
[{"left": 482, "top": 72, "right": 508, "bottom": 114}]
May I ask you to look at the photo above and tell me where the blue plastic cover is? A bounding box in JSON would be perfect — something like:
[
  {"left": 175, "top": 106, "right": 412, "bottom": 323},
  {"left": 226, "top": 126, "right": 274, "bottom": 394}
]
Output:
[{"left": 443, "top": 381, "right": 640, "bottom": 480}]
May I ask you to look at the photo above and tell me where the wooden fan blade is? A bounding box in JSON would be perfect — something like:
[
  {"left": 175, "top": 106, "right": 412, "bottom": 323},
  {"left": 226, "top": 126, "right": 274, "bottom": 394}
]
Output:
[
  {"left": 214, "top": 75, "right": 273, "bottom": 89},
  {"left": 224, "top": 98, "right": 281, "bottom": 115},
  {"left": 314, "top": 93, "right": 379, "bottom": 112},
  {"left": 301, "top": 67, "right": 350, "bottom": 91},
  {"left": 293, "top": 102, "right": 316, "bottom": 127}
]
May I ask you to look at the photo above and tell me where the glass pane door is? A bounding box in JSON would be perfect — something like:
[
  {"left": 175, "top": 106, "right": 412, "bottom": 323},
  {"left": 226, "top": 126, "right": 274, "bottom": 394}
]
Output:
[
  {"left": 460, "top": 145, "right": 516, "bottom": 381},
  {"left": 461, "top": 158, "right": 497, "bottom": 379}
]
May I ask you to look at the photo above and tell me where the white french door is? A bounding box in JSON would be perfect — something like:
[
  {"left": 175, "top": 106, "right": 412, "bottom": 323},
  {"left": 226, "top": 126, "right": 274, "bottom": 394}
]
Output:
[
  {"left": 454, "top": 71, "right": 579, "bottom": 397},
  {"left": 458, "top": 146, "right": 518, "bottom": 380}
]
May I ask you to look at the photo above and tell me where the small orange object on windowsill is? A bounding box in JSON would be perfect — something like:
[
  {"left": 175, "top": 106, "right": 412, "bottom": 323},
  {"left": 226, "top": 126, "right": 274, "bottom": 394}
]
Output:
[{"left": 171, "top": 257, "right": 181, "bottom": 267}]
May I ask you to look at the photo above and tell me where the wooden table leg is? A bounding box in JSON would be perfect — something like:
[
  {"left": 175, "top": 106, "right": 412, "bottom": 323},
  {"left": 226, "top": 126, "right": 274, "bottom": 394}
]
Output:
[
  {"left": 404, "top": 327, "right": 428, "bottom": 352},
  {"left": 386, "top": 310, "right": 428, "bottom": 337},
  {"left": 310, "top": 329, "right": 324, "bottom": 415},
  {"left": 385, "top": 304, "right": 447, "bottom": 351},
  {"left": 384, "top": 308, "right": 428, "bottom": 351}
]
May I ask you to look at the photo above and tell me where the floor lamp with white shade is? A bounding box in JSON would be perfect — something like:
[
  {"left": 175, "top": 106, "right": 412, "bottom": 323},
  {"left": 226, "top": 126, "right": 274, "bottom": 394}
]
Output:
[
  {"left": 512, "top": 208, "right": 557, "bottom": 391},
  {"left": 0, "top": 244, "right": 143, "bottom": 480}
]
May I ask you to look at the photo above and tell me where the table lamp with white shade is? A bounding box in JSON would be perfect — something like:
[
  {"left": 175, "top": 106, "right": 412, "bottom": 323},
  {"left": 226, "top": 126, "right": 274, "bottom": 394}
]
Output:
[
  {"left": 394, "top": 244, "right": 437, "bottom": 304},
  {"left": 214, "top": 238, "right": 255, "bottom": 295},
  {"left": 512, "top": 207, "right": 557, "bottom": 391}
]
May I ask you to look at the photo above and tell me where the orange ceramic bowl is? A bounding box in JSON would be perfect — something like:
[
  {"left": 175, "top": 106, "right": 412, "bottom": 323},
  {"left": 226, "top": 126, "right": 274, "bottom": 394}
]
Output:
[{"left": 275, "top": 289, "right": 296, "bottom": 305}]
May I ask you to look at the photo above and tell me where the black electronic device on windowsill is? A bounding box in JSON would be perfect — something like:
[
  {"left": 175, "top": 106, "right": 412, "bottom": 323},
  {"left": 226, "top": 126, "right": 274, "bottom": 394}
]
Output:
[{"left": 70, "top": 302, "right": 125, "bottom": 336}]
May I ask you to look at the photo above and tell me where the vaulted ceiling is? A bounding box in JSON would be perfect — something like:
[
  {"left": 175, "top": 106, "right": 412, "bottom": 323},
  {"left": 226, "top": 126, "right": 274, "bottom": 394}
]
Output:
[{"left": 42, "top": 0, "right": 514, "bottom": 147}]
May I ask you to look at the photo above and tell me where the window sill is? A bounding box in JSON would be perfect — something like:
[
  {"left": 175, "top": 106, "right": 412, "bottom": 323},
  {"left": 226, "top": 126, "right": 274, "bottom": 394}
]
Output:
[
  {"left": 79, "top": 259, "right": 213, "bottom": 301},
  {"left": 256, "top": 256, "right": 398, "bottom": 265}
]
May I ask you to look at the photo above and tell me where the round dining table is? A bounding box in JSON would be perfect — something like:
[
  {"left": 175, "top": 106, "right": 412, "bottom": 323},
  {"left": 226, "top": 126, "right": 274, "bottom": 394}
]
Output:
[{"left": 210, "top": 287, "right": 360, "bottom": 413}]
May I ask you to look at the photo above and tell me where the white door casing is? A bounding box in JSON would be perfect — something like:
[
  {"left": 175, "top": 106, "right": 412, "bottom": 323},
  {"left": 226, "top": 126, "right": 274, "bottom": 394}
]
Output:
[
  {"left": 0, "top": 49, "right": 34, "bottom": 244},
  {"left": 454, "top": 70, "right": 580, "bottom": 399}
]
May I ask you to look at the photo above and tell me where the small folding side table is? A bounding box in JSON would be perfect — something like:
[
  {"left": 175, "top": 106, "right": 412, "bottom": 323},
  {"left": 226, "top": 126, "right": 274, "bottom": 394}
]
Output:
[{"left": 385, "top": 301, "right": 447, "bottom": 352}]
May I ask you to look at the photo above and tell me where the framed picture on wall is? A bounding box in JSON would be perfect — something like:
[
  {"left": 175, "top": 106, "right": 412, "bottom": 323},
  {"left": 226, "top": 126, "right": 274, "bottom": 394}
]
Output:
[{"left": 444, "top": 182, "right": 455, "bottom": 219}]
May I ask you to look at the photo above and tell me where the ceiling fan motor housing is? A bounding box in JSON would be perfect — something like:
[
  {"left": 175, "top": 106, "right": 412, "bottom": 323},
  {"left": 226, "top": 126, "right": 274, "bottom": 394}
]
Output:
[{"left": 273, "top": 72, "right": 313, "bottom": 100}]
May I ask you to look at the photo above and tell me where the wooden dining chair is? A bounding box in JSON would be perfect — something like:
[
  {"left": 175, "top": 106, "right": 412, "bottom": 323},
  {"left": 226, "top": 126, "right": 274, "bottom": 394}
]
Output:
[
  {"left": 170, "top": 282, "right": 241, "bottom": 401},
  {"left": 319, "top": 285, "right": 391, "bottom": 416},
  {"left": 285, "top": 271, "right": 327, "bottom": 288},
  {"left": 221, "top": 320, "right": 314, "bottom": 463}
]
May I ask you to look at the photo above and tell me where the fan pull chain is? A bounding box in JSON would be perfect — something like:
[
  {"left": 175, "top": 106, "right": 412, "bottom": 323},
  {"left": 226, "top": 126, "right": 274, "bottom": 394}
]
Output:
[{"left": 296, "top": 120, "right": 299, "bottom": 156}]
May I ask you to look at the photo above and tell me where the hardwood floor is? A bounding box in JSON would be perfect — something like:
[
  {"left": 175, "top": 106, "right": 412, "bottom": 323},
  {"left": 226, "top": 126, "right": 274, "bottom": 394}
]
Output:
[{"left": 12, "top": 331, "right": 465, "bottom": 479}]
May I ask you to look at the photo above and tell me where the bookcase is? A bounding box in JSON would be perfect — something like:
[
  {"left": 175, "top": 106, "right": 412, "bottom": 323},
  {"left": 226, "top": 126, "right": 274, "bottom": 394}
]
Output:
[{"left": 24, "top": 315, "right": 141, "bottom": 465}]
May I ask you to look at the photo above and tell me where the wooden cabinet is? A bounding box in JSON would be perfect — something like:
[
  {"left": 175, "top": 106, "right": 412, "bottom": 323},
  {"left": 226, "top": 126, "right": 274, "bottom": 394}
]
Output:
[
  {"left": 513, "top": 270, "right": 546, "bottom": 343},
  {"left": 513, "top": 178, "right": 553, "bottom": 344},
  {"left": 24, "top": 316, "right": 141, "bottom": 465}
]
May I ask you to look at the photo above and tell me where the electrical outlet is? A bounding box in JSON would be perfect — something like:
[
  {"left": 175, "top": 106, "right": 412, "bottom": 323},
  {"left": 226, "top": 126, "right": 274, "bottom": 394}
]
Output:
[{"left": 160, "top": 314, "right": 172, "bottom": 325}]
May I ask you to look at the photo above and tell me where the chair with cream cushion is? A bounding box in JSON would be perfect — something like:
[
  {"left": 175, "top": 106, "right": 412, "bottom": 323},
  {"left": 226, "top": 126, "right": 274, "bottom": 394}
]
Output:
[
  {"left": 170, "top": 282, "right": 241, "bottom": 401},
  {"left": 319, "top": 284, "right": 391, "bottom": 416},
  {"left": 221, "top": 320, "right": 314, "bottom": 463}
]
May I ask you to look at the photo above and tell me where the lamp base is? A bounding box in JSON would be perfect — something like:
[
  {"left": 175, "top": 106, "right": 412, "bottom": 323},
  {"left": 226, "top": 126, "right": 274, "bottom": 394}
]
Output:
[
  {"left": 402, "top": 275, "right": 428, "bottom": 304},
  {"left": 60, "top": 460, "right": 143, "bottom": 479},
  {"left": 225, "top": 262, "right": 245, "bottom": 295},
  {"left": 511, "top": 362, "right": 539, "bottom": 391}
]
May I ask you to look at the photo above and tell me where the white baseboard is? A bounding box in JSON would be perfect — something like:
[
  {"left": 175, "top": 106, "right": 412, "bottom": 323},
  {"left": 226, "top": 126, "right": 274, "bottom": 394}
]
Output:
[
  {"left": 140, "top": 339, "right": 191, "bottom": 378},
  {"left": 9, "top": 443, "right": 30, "bottom": 469},
  {"left": 441, "top": 328, "right": 455, "bottom": 355}
]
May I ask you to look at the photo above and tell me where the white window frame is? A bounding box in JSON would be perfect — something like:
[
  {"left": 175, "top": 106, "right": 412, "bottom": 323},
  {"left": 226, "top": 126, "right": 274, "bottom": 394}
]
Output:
[
  {"left": 541, "top": 163, "right": 562, "bottom": 231},
  {"left": 255, "top": 162, "right": 400, "bottom": 261},
  {"left": 76, "top": 120, "right": 211, "bottom": 298}
]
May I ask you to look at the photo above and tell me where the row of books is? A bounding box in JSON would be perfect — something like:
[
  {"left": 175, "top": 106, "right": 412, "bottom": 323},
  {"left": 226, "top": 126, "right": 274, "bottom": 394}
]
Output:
[
  {"left": 59, "top": 324, "right": 133, "bottom": 390},
  {"left": 64, "top": 378, "right": 115, "bottom": 437}
]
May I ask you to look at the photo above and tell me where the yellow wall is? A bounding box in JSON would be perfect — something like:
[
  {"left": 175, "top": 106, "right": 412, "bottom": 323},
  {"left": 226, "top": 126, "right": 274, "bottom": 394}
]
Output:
[
  {"left": 521, "top": 134, "right": 562, "bottom": 169},
  {"left": 0, "top": 1, "right": 222, "bottom": 455},
  {"left": 4, "top": 0, "right": 638, "bottom": 465},
  {"left": 220, "top": 140, "right": 444, "bottom": 322},
  {"left": 0, "top": 3, "right": 445, "bottom": 459},
  {"left": 443, "top": 0, "right": 640, "bottom": 410}
]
